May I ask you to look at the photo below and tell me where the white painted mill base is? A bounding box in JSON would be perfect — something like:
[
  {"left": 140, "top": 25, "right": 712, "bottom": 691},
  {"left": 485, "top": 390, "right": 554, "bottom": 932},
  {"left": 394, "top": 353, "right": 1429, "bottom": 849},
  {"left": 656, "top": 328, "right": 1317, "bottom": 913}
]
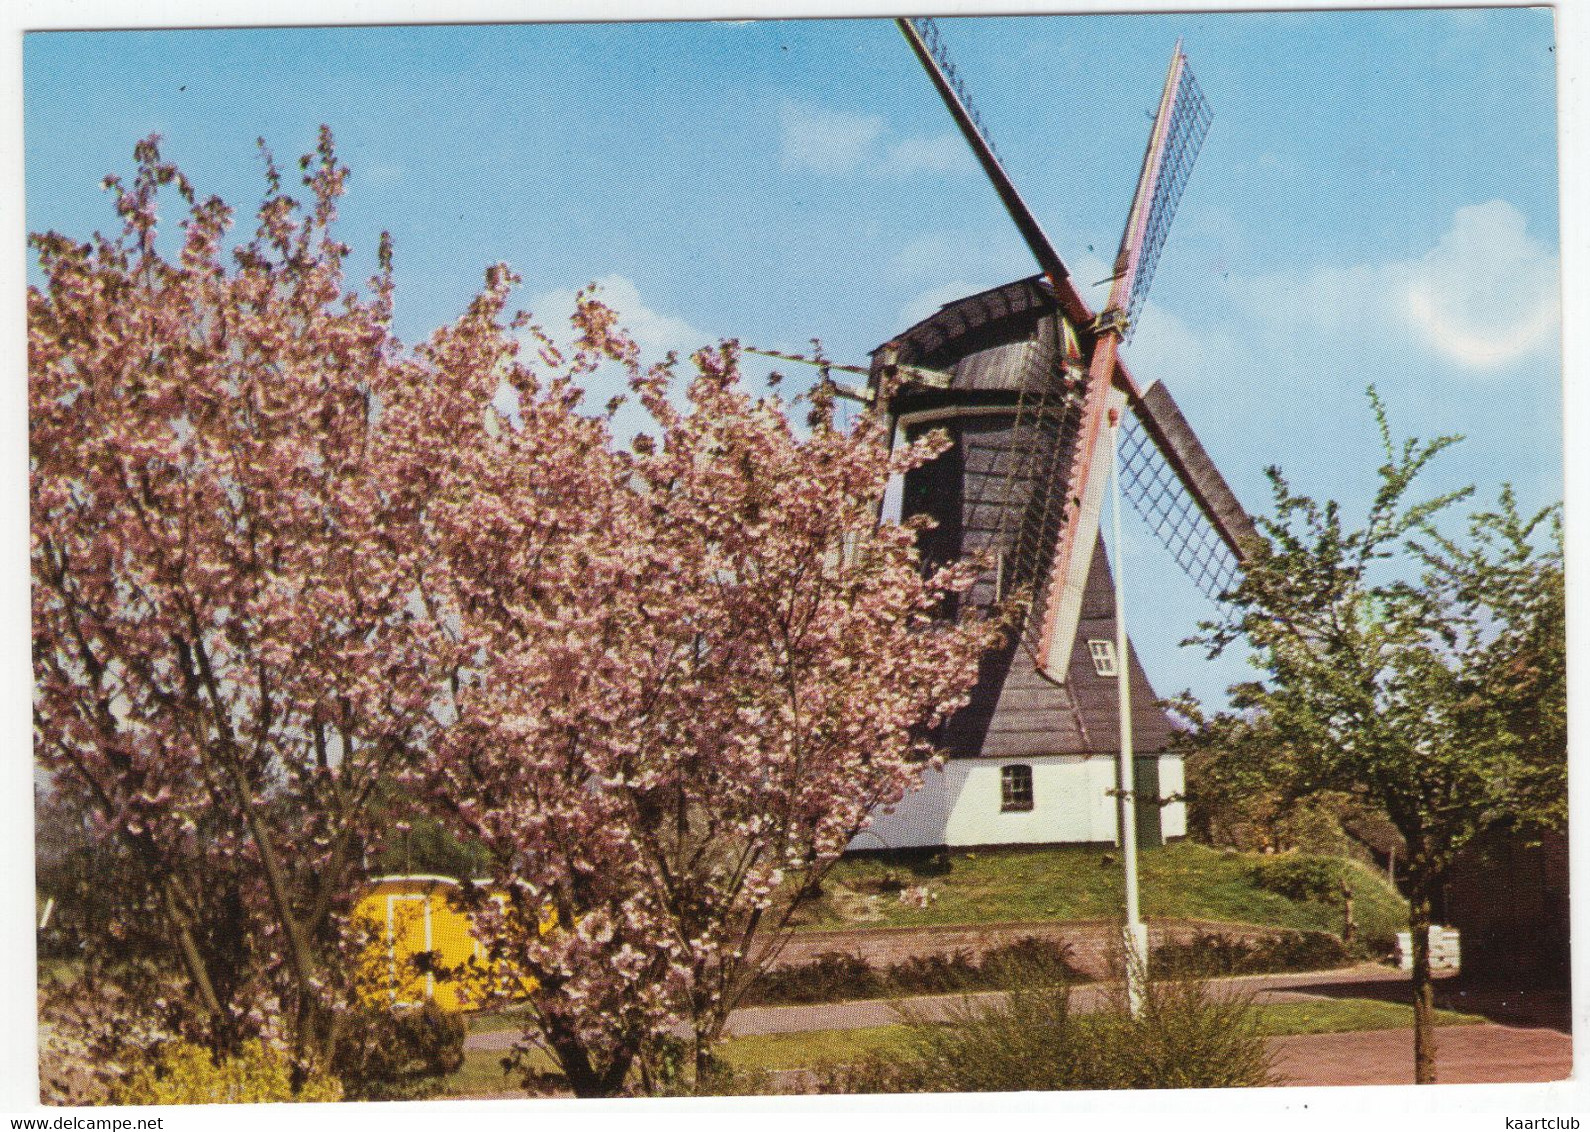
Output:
[{"left": 851, "top": 753, "right": 1186, "bottom": 851}]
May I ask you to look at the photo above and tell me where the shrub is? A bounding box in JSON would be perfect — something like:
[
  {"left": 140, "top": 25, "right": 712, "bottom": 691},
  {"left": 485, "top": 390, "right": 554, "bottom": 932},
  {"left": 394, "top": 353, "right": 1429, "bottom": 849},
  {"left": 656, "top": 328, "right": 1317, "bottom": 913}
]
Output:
[
  {"left": 109, "top": 1040, "right": 342, "bottom": 1105},
  {"left": 746, "top": 952, "right": 886, "bottom": 1006},
  {"left": 1254, "top": 929, "right": 1351, "bottom": 971},
  {"left": 1358, "top": 928, "right": 1399, "bottom": 958},
  {"left": 980, "top": 937, "right": 1082, "bottom": 984},
  {"left": 1154, "top": 929, "right": 1349, "bottom": 977},
  {"left": 1066, "top": 978, "right": 1276, "bottom": 1090},
  {"left": 888, "top": 953, "right": 976, "bottom": 995},
  {"left": 330, "top": 1002, "right": 467, "bottom": 1100},
  {"left": 744, "top": 937, "right": 1084, "bottom": 1006},
  {"left": 1248, "top": 854, "right": 1344, "bottom": 903},
  {"left": 817, "top": 961, "right": 1275, "bottom": 1093}
]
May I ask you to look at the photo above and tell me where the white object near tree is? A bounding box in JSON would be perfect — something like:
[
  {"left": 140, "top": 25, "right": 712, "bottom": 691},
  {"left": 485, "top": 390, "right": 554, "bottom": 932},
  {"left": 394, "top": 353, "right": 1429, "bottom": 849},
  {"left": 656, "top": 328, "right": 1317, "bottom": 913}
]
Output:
[{"left": 1396, "top": 926, "right": 1461, "bottom": 972}]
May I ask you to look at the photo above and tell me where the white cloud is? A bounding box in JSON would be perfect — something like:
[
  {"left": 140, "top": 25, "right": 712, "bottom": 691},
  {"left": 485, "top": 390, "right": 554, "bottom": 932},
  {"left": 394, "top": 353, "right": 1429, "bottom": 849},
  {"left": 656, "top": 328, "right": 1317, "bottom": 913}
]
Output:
[
  {"left": 1400, "top": 201, "right": 1560, "bottom": 371},
  {"left": 517, "top": 274, "right": 713, "bottom": 440},
  {"left": 1225, "top": 200, "right": 1558, "bottom": 376},
  {"left": 530, "top": 273, "right": 708, "bottom": 367},
  {"left": 887, "top": 133, "right": 976, "bottom": 175},
  {"left": 779, "top": 104, "right": 884, "bottom": 175},
  {"left": 1101, "top": 199, "right": 1562, "bottom": 537},
  {"left": 1125, "top": 297, "right": 1236, "bottom": 396},
  {"left": 1228, "top": 259, "right": 1381, "bottom": 337},
  {"left": 779, "top": 102, "right": 976, "bottom": 180}
]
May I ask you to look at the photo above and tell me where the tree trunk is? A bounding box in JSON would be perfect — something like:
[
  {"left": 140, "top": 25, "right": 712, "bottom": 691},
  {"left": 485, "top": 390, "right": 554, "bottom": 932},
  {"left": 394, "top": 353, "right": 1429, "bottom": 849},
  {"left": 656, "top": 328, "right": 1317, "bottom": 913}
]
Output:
[
  {"left": 540, "top": 1021, "right": 633, "bottom": 1098},
  {"left": 694, "top": 1028, "right": 714, "bottom": 1089},
  {"left": 1407, "top": 869, "right": 1437, "bottom": 1084}
]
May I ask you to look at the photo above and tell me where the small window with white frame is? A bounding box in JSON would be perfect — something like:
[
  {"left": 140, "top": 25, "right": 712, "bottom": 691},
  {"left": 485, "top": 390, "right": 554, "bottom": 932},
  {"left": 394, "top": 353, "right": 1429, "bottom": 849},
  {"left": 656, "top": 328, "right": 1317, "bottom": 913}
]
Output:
[
  {"left": 1087, "top": 638, "right": 1118, "bottom": 676},
  {"left": 1001, "top": 764, "right": 1034, "bottom": 812}
]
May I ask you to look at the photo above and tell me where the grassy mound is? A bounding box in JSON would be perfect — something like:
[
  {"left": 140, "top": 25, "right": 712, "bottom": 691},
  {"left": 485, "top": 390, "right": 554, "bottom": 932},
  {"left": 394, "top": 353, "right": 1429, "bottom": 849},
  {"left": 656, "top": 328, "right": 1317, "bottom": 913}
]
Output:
[{"left": 797, "top": 842, "right": 1406, "bottom": 947}]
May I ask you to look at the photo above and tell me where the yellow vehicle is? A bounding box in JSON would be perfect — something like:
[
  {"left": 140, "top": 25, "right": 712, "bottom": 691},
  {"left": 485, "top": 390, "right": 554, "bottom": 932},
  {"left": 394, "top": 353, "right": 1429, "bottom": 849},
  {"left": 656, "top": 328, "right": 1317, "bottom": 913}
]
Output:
[{"left": 353, "top": 875, "right": 510, "bottom": 1011}]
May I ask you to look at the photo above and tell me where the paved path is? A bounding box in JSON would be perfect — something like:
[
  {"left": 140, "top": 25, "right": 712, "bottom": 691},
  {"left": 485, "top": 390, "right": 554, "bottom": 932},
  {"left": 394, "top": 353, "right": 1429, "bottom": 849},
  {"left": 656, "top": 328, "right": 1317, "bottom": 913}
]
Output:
[{"left": 1270, "top": 1024, "right": 1571, "bottom": 1087}]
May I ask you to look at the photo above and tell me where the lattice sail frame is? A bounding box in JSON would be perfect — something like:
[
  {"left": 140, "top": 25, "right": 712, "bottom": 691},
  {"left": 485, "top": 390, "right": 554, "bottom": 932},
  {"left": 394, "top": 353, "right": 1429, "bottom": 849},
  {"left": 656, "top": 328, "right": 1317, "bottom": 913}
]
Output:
[
  {"left": 954, "top": 320, "right": 1088, "bottom": 658},
  {"left": 1024, "top": 40, "right": 1214, "bottom": 680},
  {"left": 952, "top": 331, "right": 1243, "bottom": 658},
  {"left": 904, "top": 18, "right": 1006, "bottom": 168},
  {"left": 1117, "top": 55, "right": 1211, "bottom": 341},
  {"left": 1119, "top": 411, "right": 1243, "bottom": 603}
]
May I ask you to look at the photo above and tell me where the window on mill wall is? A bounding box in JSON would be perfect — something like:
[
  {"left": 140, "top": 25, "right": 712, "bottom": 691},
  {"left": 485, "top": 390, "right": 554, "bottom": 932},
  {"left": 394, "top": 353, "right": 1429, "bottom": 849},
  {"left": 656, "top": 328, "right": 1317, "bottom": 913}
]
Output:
[
  {"left": 1088, "top": 638, "right": 1118, "bottom": 677},
  {"left": 1001, "top": 764, "right": 1034, "bottom": 812}
]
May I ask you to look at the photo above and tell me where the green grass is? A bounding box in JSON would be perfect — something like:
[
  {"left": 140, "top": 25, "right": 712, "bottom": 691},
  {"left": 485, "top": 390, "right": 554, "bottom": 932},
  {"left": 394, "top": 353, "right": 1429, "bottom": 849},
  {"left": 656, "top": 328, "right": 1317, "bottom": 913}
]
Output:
[
  {"left": 718, "top": 1025, "right": 915, "bottom": 1074},
  {"left": 443, "top": 1026, "right": 918, "bottom": 1094},
  {"left": 1256, "top": 998, "right": 1485, "bottom": 1036},
  {"left": 467, "top": 1006, "right": 536, "bottom": 1034},
  {"left": 440, "top": 1045, "right": 559, "bottom": 1097},
  {"left": 799, "top": 843, "right": 1406, "bottom": 944}
]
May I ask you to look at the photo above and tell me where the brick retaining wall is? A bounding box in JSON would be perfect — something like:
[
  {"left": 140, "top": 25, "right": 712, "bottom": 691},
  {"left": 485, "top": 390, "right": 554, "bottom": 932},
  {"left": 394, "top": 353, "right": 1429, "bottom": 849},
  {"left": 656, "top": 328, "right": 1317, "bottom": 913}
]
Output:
[{"left": 770, "top": 918, "right": 1292, "bottom": 980}]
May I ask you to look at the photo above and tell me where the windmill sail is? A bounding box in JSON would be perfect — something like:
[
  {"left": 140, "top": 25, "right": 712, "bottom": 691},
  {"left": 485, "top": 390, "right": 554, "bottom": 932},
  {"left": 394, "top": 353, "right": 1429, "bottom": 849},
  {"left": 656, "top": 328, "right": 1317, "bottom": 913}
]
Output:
[
  {"left": 894, "top": 26, "right": 1237, "bottom": 681},
  {"left": 862, "top": 21, "right": 1245, "bottom": 854},
  {"left": 1030, "top": 40, "right": 1212, "bottom": 681},
  {"left": 896, "top": 18, "right": 1073, "bottom": 289},
  {"left": 1109, "top": 44, "right": 1211, "bottom": 341},
  {"left": 1120, "top": 379, "right": 1256, "bottom": 602}
]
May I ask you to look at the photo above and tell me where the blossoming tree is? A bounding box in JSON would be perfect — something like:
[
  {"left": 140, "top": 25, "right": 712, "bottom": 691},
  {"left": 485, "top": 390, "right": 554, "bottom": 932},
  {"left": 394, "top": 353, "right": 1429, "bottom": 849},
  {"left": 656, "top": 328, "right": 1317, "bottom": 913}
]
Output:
[
  {"left": 29, "top": 132, "right": 469, "bottom": 1077},
  {"left": 414, "top": 311, "right": 1000, "bottom": 1094},
  {"left": 32, "top": 131, "right": 998, "bottom": 1098}
]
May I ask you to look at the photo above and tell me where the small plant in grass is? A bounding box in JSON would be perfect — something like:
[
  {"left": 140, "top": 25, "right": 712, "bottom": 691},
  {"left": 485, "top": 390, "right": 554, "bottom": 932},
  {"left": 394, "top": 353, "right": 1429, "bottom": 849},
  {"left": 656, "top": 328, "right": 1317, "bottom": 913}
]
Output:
[
  {"left": 814, "top": 965, "right": 1072, "bottom": 1095},
  {"left": 816, "top": 956, "right": 1275, "bottom": 1093},
  {"left": 635, "top": 1034, "right": 778, "bottom": 1097},
  {"left": 1067, "top": 978, "right": 1276, "bottom": 1090}
]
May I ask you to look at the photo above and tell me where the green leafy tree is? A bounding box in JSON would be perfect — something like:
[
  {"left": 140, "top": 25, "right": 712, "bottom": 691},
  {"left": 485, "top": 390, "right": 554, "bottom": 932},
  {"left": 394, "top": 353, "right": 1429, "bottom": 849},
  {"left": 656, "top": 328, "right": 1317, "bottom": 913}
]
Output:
[
  {"left": 1173, "top": 700, "right": 1303, "bottom": 850},
  {"left": 1196, "top": 390, "right": 1564, "bottom": 1084}
]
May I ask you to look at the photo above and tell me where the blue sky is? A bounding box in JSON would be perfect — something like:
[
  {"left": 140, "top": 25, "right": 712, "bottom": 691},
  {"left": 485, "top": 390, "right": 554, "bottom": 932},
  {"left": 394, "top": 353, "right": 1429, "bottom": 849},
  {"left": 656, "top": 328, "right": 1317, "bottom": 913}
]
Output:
[{"left": 21, "top": 10, "right": 1564, "bottom": 707}]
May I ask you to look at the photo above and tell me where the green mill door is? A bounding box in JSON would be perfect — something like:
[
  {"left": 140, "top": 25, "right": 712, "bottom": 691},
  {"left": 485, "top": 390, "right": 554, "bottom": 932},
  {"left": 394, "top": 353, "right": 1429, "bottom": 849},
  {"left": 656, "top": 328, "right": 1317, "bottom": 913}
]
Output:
[{"left": 1134, "top": 756, "right": 1163, "bottom": 849}]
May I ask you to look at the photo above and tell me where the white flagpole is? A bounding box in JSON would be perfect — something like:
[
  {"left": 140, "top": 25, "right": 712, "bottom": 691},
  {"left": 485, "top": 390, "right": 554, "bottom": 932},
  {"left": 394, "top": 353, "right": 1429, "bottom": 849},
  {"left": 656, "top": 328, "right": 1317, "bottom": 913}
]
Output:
[{"left": 1109, "top": 405, "right": 1148, "bottom": 1016}]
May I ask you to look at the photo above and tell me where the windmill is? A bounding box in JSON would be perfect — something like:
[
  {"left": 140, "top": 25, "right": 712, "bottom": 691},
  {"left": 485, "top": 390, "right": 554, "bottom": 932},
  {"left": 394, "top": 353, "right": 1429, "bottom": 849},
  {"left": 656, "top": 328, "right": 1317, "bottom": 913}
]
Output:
[{"left": 843, "top": 18, "right": 1257, "bottom": 857}]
